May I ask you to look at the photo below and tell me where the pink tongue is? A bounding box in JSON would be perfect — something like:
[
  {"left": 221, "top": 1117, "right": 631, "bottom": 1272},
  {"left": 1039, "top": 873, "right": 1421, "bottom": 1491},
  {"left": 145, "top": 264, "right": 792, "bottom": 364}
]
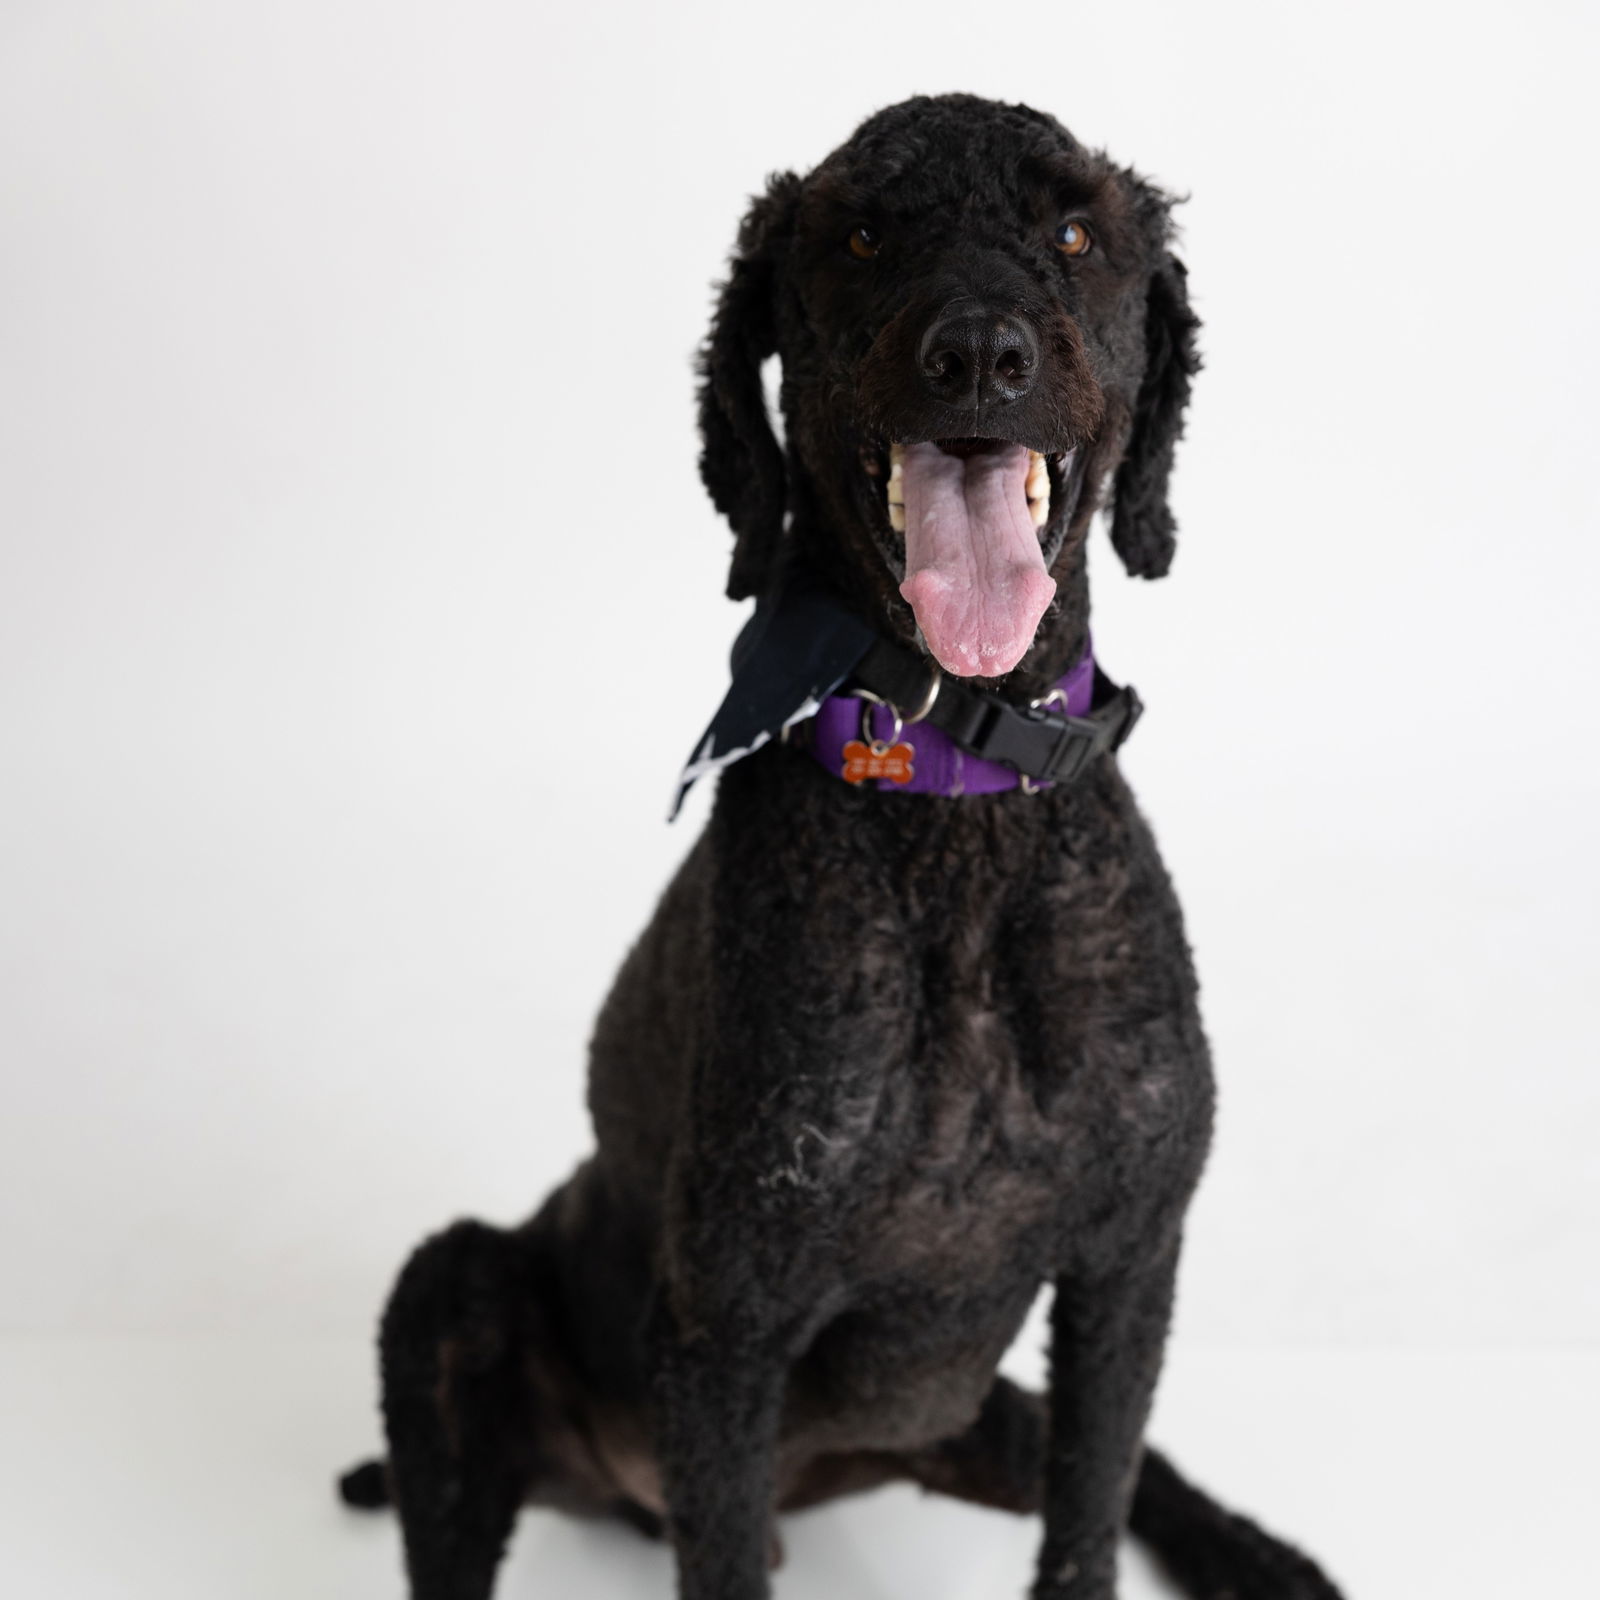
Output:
[{"left": 898, "top": 442, "right": 1055, "bottom": 677}]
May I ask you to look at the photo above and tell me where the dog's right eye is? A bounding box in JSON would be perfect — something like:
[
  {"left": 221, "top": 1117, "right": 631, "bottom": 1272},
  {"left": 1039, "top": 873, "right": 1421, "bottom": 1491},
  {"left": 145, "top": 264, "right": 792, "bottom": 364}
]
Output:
[
  {"left": 848, "top": 226, "right": 882, "bottom": 260},
  {"left": 1054, "top": 220, "right": 1093, "bottom": 258}
]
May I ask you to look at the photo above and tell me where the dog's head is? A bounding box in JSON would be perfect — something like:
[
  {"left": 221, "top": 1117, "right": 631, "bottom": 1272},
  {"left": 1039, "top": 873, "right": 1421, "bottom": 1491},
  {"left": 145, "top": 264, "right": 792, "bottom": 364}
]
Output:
[{"left": 698, "top": 94, "right": 1200, "bottom": 683}]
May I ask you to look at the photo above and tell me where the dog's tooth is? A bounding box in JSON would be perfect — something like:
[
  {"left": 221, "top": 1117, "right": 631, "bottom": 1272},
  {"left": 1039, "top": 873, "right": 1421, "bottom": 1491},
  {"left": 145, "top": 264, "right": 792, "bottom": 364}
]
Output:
[
  {"left": 1026, "top": 456, "right": 1048, "bottom": 499},
  {"left": 889, "top": 441, "right": 905, "bottom": 468},
  {"left": 1029, "top": 494, "right": 1050, "bottom": 528},
  {"left": 888, "top": 502, "right": 906, "bottom": 532},
  {"left": 887, "top": 478, "right": 904, "bottom": 505}
]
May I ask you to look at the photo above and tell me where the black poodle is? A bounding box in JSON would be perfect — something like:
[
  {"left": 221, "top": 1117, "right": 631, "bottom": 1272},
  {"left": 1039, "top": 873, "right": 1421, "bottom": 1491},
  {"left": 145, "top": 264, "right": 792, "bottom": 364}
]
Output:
[{"left": 340, "top": 94, "right": 1344, "bottom": 1600}]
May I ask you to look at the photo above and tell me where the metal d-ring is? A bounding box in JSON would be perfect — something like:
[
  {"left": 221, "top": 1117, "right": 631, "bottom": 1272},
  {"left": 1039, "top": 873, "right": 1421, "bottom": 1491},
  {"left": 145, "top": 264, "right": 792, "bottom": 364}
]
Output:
[
  {"left": 849, "top": 660, "right": 940, "bottom": 753},
  {"left": 901, "top": 660, "right": 943, "bottom": 726},
  {"left": 853, "top": 689, "right": 904, "bottom": 752}
]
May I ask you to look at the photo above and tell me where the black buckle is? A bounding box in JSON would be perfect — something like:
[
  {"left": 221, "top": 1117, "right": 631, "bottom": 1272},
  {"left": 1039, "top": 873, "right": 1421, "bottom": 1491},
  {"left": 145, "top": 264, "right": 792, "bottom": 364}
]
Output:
[{"left": 1038, "top": 715, "right": 1100, "bottom": 784}]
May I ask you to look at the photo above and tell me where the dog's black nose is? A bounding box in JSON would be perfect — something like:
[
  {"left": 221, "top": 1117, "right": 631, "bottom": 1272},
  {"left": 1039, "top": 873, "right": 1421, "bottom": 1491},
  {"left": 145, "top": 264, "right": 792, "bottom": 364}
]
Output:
[{"left": 918, "top": 308, "right": 1039, "bottom": 408}]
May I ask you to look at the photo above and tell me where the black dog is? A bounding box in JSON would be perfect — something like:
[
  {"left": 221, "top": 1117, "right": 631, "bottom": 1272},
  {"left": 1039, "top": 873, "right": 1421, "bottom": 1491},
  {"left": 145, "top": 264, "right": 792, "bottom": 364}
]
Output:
[{"left": 341, "top": 94, "right": 1343, "bottom": 1600}]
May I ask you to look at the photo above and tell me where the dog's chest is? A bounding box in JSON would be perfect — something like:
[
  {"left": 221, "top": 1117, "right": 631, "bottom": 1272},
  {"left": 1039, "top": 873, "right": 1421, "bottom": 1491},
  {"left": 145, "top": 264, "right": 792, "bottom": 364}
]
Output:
[
  {"left": 853, "top": 1007, "right": 1114, "bottom": 1276},
  {"left": 839, "top": 864, "right": 1189, "bottom": 1280},
  {"left": 709, "top": 757, "right": 1205, "bottom": 1281}
]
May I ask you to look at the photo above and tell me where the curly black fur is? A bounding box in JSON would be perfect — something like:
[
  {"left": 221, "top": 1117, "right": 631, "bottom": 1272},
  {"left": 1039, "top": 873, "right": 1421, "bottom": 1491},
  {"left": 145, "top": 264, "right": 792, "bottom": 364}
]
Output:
[
  {"left": 700, "top": 173, "right": 804, "bottom": 601},
  {"left": 341, "top": 94, "right": 1342, "bottom": 1600},
  {"left": 1110, "top": 256, "right": 1202, "bottom": 579}
]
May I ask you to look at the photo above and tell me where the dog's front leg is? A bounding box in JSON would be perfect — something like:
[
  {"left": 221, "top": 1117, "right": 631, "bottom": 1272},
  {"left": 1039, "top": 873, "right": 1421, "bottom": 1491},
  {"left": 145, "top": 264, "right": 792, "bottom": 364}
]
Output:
[
  {"left": 653, "top": 1140, "right": 841, "bottom": 1599},
  {"left": 654, "top": 1289, "right": 800, "bottom": 1600},
  {"left": 1032, "top": 1240, "right": 1181, "bottom": 1600},
  {"left": 650, "top": 794, "right": 909, "bottom": 1597},
  {"left": 649, "top": 1062, "right": 852, "bottom": 1600}
]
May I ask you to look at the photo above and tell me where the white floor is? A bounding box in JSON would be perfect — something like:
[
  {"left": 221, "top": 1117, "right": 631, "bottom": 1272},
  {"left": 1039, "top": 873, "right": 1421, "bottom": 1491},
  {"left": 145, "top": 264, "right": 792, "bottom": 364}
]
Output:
[{"left": 0, "top": 1338, "right": 1590, "bottom": 1599}]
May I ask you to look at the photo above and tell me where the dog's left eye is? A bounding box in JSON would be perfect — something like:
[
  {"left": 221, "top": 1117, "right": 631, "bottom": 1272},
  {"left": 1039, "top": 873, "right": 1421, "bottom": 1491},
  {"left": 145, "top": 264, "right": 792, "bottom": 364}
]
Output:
[
  {"left": 1054, "top": 221, "right": 1093, "bottom": 258},
  {"left": 848, "top": 225, "right": 882, "bottom": 260}
]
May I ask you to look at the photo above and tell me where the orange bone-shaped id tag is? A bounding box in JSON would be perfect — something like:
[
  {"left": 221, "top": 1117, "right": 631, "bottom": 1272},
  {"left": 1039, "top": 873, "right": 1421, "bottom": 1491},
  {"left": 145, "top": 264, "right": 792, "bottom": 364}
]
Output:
[{"left": 841, "top": 738, "right": 916, "bottom": 785}]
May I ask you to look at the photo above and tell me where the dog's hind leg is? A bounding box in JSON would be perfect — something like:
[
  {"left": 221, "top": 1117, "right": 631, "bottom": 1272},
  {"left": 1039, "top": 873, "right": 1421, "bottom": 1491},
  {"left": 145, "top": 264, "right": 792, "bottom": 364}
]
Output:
[
  {"left": 776, "top": 1376, "right": 1047, "bottom": 1518},
  {"left": 780, "top": 1381, "right": 1342, "bottom": 1600},
  {"left": 376, "top": 1219, "right": 536, "bottom": 1600},
  {"left": 902, "top": 1375, "right": 1048, "bottom": 1513}
]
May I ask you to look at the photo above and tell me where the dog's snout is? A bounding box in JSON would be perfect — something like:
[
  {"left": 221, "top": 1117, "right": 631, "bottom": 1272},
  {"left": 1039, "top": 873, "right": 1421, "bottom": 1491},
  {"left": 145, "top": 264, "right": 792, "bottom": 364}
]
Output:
[{"left": 917, "top": 308, "right": 1039, "bottom": 408}]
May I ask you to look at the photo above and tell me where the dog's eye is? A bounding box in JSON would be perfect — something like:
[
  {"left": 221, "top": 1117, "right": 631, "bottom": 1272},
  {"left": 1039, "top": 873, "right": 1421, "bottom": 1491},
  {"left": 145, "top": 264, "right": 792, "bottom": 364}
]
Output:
[
  {"left": 1054, "top": 221, "right": 1093, "bottom": 258},
  {"left": 848, "top": 225, "right": 882, "bottom": 260}
]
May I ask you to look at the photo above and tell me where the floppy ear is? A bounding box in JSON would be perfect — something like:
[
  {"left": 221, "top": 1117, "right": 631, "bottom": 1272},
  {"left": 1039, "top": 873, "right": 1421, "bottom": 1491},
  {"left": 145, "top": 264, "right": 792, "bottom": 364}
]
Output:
[
  {"left": 1109, "top": 254, "right": 1202, "bottom": 579},
  {"left": 698, "top": 172, "right": 802, "bottom": 601}
]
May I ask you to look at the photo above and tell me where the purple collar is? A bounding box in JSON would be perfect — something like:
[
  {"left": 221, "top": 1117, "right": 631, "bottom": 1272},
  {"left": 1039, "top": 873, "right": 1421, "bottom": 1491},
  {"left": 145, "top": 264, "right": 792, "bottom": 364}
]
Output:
[
  {"left": 672, "top": 572, "right": 1139, "bottom": 819},
  {"left": 805, "top": 646, "right": 1096, "bottom": 797}
]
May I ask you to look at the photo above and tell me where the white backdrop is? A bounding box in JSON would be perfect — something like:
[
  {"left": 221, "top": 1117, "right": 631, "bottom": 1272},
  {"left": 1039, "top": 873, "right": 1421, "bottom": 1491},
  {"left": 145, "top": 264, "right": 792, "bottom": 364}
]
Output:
[{"left": 1, "top": 2, "right": 1596, "bottom": 1596}]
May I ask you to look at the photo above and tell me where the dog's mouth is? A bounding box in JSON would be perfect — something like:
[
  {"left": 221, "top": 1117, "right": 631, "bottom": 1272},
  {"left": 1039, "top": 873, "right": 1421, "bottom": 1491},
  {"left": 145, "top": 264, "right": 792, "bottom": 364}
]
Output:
[{"left": 862, "top": 437, "right": 1070, "bottom": 678}]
